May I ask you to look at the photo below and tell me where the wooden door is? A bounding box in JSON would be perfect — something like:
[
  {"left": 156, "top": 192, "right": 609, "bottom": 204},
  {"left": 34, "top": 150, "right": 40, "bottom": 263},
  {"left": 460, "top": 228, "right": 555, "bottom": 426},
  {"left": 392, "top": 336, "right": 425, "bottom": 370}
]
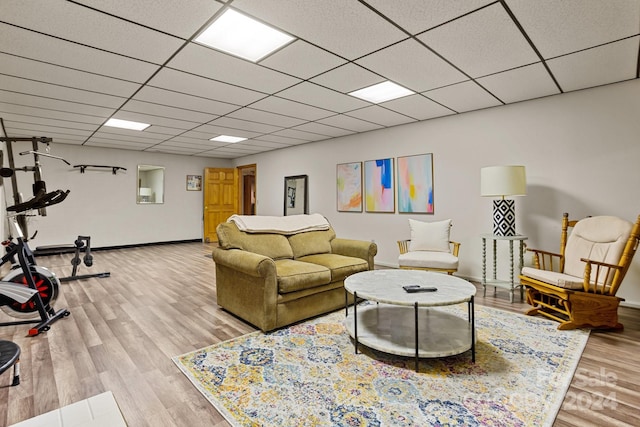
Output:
[{"left": 203, "top": 168, "right": 238, "bottom": 243}]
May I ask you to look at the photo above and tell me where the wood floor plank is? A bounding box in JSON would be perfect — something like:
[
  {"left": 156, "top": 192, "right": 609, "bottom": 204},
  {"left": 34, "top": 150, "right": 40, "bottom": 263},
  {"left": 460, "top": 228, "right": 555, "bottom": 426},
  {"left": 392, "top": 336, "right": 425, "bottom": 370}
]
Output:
[{"left": 0, "top": 242, "right": 638, "bottom": 426}]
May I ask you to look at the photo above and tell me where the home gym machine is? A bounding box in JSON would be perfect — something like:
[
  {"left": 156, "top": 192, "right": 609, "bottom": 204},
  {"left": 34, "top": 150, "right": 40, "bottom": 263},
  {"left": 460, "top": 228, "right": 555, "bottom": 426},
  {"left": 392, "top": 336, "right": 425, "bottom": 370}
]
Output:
[{"left": 0, "top": 121, "right": 72, "bottom": 335}]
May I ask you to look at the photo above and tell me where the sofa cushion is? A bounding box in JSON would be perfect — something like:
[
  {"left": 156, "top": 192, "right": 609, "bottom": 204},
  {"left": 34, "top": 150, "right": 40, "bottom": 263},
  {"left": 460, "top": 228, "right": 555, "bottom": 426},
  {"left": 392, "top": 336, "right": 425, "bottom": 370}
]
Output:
[
  {"left": 275, "top": 259, "right": 331, "bottom": 293},
  {"left": 298, "top": 253, "right": 368, "bottom": 282},
  {"left": 217, "top": 222, "right": 293, "bottom": 260},
  {"left": 288, "top": 228, "right": 336, "bottom": 258}
]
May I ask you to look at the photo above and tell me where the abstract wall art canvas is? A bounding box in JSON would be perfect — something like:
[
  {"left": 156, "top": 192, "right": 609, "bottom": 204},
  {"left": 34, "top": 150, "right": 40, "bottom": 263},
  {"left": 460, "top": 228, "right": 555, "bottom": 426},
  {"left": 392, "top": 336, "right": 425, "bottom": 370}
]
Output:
[
  {"left": 397, "top": 153, "right": 434, "bottom": 214},
  {"left": 364, "top": 158, "right": 395, "bottom": 213},
  {"left": 336, "top": 162, "right": 362, "bottom": 212}
]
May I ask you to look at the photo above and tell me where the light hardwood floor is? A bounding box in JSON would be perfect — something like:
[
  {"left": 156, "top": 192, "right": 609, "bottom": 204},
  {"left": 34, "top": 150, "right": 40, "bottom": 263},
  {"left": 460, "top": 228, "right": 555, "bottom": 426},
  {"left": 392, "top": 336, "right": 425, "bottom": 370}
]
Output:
[{"left": 0, "top": 242, "right": 638, "bottom": 426}]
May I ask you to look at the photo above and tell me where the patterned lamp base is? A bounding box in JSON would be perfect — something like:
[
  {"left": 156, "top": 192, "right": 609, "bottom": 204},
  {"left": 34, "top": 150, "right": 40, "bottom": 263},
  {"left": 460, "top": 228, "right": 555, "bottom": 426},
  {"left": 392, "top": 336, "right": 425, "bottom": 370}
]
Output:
[{"left": 493, "top": 199, "right": 516, "bottom": 236}]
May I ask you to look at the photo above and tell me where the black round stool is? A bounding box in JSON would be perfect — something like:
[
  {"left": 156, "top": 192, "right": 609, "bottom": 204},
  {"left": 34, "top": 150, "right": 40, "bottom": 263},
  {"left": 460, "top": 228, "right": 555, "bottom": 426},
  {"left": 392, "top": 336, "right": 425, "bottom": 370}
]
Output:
[{"left": 0, "top": 340, "right": 21, "bottom": 386}]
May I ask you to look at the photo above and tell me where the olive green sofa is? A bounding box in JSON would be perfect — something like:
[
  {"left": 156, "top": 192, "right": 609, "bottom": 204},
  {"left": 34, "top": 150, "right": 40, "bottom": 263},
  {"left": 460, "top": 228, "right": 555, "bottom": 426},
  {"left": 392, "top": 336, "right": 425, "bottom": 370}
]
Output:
[{"left": 212, "top": 219, "right": 377, "bottom": 332}]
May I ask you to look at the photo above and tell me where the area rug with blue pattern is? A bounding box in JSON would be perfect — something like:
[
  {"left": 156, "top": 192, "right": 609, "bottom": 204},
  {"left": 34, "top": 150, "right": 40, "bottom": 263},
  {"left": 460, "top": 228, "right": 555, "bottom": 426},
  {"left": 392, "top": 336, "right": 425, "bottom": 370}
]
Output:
[{"left": 173, "top": 304, "right": 589, "bottom": 426}]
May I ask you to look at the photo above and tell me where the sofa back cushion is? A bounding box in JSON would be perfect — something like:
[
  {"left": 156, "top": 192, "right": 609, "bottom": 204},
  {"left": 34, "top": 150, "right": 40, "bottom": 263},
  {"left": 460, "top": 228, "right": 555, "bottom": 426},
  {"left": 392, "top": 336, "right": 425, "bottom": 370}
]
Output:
[
  {"left": 216, "top": 222, "right": 293, "bottom": 260},
  {"left": 288, "top": 227, "right": 336, "bottom": 259}
]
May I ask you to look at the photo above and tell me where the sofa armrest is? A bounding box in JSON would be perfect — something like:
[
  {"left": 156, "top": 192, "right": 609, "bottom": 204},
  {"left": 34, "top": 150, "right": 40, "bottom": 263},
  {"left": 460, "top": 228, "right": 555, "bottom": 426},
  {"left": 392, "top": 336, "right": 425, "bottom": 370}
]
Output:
[
  {"left": 211, "top": 246, "right": 275, "bottom": 277},
  {"left": 331, "top": 238, "right": 377, "bottom": 270},
  {"left": 211, "top": 247, "right": 279, "bottom": 331}
]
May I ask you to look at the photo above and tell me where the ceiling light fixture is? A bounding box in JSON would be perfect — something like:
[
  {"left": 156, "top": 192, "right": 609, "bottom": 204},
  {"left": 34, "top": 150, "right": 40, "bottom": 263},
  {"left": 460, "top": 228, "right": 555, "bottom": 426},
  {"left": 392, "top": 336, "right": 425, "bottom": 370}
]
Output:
[
  {"left": 210, "top": 135, "right": 247, "bottom": 143},
  {"left": 104, "top": 118, "right": 150, "bottom": 131},
  {"left": 195, "top": 9, "right": 294, "bottom": 62},
  {"left": 349, "top": 81, "right": 415, "bottom": 103}
]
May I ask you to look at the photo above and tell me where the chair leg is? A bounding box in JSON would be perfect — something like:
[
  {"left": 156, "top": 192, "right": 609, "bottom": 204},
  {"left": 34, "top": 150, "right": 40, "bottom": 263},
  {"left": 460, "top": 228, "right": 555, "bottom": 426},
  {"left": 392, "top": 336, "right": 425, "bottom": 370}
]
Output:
[{"left": 11, "top": 359, "right": 20, "bottom": 386}]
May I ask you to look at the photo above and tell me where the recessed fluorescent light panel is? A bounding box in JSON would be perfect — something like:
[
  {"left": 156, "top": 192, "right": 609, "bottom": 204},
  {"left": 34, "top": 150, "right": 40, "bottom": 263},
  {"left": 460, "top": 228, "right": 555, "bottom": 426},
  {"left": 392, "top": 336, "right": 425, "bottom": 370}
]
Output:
[
  {"left": 210, "top": 135, "right": 247, "bottom": 143},
  {"left": 104, "top": 118, "right": 150, "bottom": 131},
  {"left": 195, "top": 9, "right": 294, "bottom": 62},
  {"left": 349, "top": 81, "right": 415, "bottom": 103}
]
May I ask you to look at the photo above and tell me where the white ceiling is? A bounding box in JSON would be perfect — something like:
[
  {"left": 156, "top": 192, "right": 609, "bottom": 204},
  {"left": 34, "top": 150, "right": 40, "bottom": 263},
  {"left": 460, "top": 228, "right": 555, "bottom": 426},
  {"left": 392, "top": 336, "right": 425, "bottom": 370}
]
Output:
[{"left": 0, "top": 0, "right": 638, "bottom": 159}]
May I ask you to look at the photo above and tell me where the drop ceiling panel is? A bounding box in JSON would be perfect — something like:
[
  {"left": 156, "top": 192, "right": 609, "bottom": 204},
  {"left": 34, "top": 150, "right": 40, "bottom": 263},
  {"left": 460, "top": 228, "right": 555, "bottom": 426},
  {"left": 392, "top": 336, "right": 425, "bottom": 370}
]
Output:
[
  {"left": 477, "top": 63, "right": 560, "bottom": 103},
  {"left": 147, "top": 68, "right": 264, "bottom": 106},
  {"left": 0, "top": 91, "right": 117, "bottom": 118},
  {"left": 418, "top": 3, "right": 539, "bottom": 78},
  {"left": 317, "top": 114, "right": 384, "bottom": 133},
  {"left": 242, "top": 139, "right": 289, "bottom": 149},
  {"left": 92, "top": 129, "right": 167, "bottom": 143},
  {"left": 0, "top": 114, "right": 100, "bottom": 131},
  {"left": 356, "top": 39, "right": 469, "bottom": 92},
  {"left": 232, "top": 0, "right": 408, "bottom": 59},
  {"left": 424, "top": 81, "right": 502, "bottom": 112},
  {"left": 132, "top": 87, "right": 239, "bottom": 116},
  {"left": 162, "top": 136, "right": 220, "bottom": 148},
  {"left": 254, "top": 134, "right": 307, "bottom": 145},
  {"left": 4, "top": 126, "right": 90, "bottom": 143},
  {"left": 1, "top": 0, "right": 184, "bottom": 63},
  {"left": 271, "top": 128, "right": 326, "bottom": 141},
  {"left": 261, "top": 40, "right": 347, "bottom": 79},
  {"left": 74, "top": 0, "right": 223, "bottom": 39},
  {"left": 0, "top": 75, "right": 126, "bottom": 109},
  {"left": 250, "top": 97, "right": 335, "bottom": 121},
  {"left": 141, "top": 126, "right": 190, "bottom": 137},
  {"left": 311, "top": 63, "right": 385, "bottom": 93},
  {"left": 227, "top": 108, "right": 307, "bottom": 128},
  {"left": 85, "top": 140, "right": 154, "bottom": 150},
  {"left": 0, "top": 103, "right": 106, "bottom": 125},
  {"left": 380, "top": 94, "right": 455, "bottom": 121},
  {"left": 167, "top": 43, "right": 301, "bottom": 94},
  {"left": 291, "top": 122, "right": 354, "bottom": 138},
  {"left": 208, "top": 117, "right": 284, "bottom": 134},
  {"left": 3, "top": 122, "right": 94, "bottom": 138},
  {"left": 277, "top": 82, "right": 369, "bottom": 113},
  {"left": 507, "top": 0, "right": 640, "bottom": 59},
  {"left": 365, "top": 0, "right": 495, "bottom": 35},
  {"left": 0, "top": 24, "right": 160, "bottom": 82},
  {"left": 548, "top": 37, "right": 640, "bottom": 92},
  {"left": 0, "top": 53, "right": 141, "bottom": 98},
  {"left": 196, "top": 151, "right": 237, "bottom": 158},
  {"left": 120, "top": 99, "right": 219, "bottom": 124},
  {"left": 345, "top": 106, "right": 416, "bottom": 127}
]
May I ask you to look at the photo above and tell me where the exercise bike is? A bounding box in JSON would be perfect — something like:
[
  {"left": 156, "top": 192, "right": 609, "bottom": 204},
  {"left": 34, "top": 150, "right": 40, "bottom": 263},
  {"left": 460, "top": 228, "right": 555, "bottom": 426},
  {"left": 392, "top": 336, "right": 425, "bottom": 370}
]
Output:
[{"left": 0, "top": 190, "right": 71, "bottom": 336}]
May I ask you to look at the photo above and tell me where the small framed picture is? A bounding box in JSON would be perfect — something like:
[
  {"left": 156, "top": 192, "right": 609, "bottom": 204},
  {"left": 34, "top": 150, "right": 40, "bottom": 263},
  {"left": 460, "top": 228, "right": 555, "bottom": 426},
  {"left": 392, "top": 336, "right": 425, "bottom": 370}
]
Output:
[{"left": 187, "top": 175, "right": 202, "bottom": 191}]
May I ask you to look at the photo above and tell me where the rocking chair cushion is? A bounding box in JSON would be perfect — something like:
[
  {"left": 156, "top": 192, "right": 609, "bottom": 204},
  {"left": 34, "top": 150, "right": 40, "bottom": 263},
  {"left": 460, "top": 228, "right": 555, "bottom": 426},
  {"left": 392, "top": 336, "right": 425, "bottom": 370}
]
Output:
[
  {"left": 521, "top": 266, "right": 584, "bottom": 290},
  {"left": 399, "top": 251, "right": 459, "bottom": 270},
  {"left": 564, "top": 216, "right": 632, "bottom": 283}
]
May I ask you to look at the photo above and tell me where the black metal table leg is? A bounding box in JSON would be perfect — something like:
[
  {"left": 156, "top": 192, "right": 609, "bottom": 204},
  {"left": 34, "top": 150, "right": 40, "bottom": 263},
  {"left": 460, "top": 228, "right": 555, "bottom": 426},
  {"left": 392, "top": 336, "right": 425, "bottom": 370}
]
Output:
[
  {"left": 414, "top": 301, "right": 419, "bottom": 372},
  {"left": 353, "top": 291, "right": 358, "bottom": 354}
]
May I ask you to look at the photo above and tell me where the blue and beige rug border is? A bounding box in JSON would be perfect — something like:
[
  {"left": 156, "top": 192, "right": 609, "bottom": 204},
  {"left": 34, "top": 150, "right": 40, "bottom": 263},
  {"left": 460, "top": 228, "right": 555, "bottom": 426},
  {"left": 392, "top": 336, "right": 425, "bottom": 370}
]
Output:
[{"left": 173, "top": 305, "right": 589, "bottom": 427}]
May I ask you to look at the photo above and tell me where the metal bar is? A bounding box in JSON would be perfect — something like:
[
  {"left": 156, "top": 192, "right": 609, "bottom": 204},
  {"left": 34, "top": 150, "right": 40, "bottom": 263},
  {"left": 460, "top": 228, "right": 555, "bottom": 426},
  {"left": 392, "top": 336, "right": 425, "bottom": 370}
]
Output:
[
  {"left": 353, "top": 291, "right": 358, "bottom": 354},
  {"left": 471, "top": 296, "right": 476, "bottom": 363},
  {"left": 414, "top": 301, "right": 419, "bottom": 372}
]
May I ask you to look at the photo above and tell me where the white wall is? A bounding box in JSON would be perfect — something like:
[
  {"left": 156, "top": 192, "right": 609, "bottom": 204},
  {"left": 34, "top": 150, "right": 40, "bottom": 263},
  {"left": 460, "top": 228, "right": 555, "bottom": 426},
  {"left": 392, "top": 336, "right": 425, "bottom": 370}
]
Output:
[
  {"left": 1, "top": 143, "right": 231, "bottom": 247},
  {"left": 235, "top": 79, "right": 640, "bottom": 307}
]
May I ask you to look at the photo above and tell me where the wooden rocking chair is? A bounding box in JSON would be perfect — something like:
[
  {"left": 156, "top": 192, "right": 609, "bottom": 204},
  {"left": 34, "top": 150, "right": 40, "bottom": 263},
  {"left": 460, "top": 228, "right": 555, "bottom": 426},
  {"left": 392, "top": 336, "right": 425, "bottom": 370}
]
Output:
[{"left": 520, "top": 213, "right": 640, "bottom": 330}]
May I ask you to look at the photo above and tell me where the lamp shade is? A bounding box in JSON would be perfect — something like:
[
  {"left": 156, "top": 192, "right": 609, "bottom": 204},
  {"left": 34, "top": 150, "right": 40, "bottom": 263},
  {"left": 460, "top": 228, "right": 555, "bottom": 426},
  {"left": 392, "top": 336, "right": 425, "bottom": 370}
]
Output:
[{"left": 480, "top": 165, "right": 526, "bottom": 197}]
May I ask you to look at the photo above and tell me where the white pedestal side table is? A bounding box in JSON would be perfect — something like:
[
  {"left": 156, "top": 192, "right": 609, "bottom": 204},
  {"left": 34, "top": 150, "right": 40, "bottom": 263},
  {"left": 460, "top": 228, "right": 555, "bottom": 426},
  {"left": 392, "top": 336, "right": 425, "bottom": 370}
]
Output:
[
  {"left": 344, "top": 270, "right": 476, "bottom": 371},
  {"left": 481, "top": 234, "right": 527, "bottom": 303}
]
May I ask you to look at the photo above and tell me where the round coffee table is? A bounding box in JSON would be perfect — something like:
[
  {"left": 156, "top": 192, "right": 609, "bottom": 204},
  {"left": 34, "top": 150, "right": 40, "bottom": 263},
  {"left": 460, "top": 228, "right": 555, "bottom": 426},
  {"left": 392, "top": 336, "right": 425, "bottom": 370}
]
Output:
[{"left": 344, "top": 270, "right": 477, "bottom": 371}]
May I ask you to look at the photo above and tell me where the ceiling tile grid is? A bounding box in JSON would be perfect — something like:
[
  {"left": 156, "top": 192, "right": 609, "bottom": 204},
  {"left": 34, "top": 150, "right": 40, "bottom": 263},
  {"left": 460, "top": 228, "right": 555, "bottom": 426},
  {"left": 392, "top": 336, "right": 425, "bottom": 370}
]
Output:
[{"left": 0, "top": 0, "right": 637, "bottom": 158}]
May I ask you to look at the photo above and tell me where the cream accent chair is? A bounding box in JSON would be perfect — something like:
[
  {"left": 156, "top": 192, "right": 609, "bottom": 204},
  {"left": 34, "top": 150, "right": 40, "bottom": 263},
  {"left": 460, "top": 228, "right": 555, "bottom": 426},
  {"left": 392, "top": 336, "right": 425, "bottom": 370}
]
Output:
[
  {"left": 520, "top": 213, "right": 640, "bottom": 330},
  {"left": 397, "top": 219, "right": 460, "bottom": 275}
]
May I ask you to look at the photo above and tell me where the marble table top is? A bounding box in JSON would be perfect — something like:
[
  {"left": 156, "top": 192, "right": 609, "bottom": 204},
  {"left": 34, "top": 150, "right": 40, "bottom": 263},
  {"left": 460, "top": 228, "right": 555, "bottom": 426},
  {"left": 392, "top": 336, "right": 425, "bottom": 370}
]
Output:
[{"left": 344, "top": 270, "right": 476, "bottom": 307}]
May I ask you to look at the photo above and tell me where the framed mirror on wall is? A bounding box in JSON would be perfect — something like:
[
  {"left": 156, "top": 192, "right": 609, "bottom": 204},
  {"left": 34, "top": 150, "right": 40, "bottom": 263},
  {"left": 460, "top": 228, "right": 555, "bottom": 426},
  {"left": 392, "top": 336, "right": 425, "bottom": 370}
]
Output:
[
  {"left": 284, "top": 175, "right": 308, "bottom": 216},
  {"left": 137, "top": 165, "right": 165, "bottom": 204}
]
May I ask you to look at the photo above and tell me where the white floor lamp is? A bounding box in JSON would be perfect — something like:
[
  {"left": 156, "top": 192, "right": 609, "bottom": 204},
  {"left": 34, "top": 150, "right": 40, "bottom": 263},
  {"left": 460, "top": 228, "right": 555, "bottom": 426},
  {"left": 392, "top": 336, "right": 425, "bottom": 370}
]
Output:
[{"left": 480, "top": 166, "right": 526, "bottom": 236}]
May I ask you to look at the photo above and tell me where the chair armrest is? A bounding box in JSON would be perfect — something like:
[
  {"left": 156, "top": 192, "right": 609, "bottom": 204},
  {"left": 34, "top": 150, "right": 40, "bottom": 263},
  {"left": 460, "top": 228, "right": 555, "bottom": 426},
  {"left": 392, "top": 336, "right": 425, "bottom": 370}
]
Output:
[
  {"left": 580, "top": 258, "right": 623, "bottom": 294},
  {"left": 331, "top": 238, "right": 377, "bottom": 270},
  {"left": 450, "top": 241, "right": 461, "bottom": 257},
  {"left": 211, "top": 247, "right": 275, "bottom": 278},
  {"left": 397, "top": 239, "right": 410, "bottom": 254},
  {"left": 526, "top": 247, "right": 564, "bottom": 271}
]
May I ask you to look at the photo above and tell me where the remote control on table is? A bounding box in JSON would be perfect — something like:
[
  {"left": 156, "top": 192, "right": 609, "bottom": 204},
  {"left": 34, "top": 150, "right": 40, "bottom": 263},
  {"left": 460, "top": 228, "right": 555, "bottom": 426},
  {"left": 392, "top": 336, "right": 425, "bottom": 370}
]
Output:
[{"left": 403, "top": 286, "right": 438, "bottom": 293}]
